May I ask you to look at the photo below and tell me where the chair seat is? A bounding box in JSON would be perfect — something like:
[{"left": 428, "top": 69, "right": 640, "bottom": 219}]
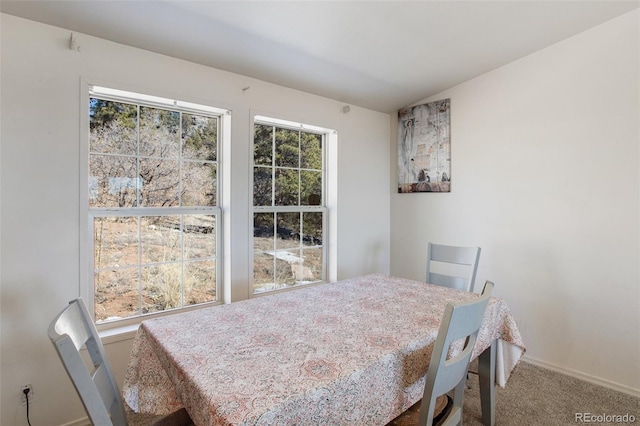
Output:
[
  {"left": 127, "top": 406, "right": 193, "bottom": 426},
  {"left": 387, "top": 395, "right": 452, "bottom": 426}
]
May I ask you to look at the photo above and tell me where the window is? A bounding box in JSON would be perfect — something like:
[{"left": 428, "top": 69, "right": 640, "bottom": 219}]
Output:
[
  {"left": 252, "top": 116, "right": 329, "bottom": 294},
  {"left": 86, "top": 86, "right": 226, "bottom": 324}
]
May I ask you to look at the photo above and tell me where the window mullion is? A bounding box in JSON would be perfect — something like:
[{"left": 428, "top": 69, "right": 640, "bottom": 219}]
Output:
[
  {"left": 178, "top": 111, "right": 183, "bottom": 208},
  {"left": 180, "top": 214, "right": 185, "bottom": 308},
  {"left": 136, "top": 104, "right": 141, "bottom": 207},
  {"left": 136, "top": 104, "right": 142, "bottom": 316},
  {"left": 137, "top": 216, "right": 142, "bottom": 316},
  {"left": 271, "top": 125, "right": 276, "bottom": 207},
  {"left": 298, "top": 130, "right": 302, "bottom": 206}
]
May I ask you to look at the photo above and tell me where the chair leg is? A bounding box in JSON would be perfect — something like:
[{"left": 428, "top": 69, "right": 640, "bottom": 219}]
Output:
[
  {"left": 479, "top": 340, "right": 496, "bottom": 426},
  {"left": 452, "top": 376, "right": 466, "bottom": 408}
]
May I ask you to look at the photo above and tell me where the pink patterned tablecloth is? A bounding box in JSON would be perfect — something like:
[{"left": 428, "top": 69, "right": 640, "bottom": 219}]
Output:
[{"left": 123, "top": 274, "right": 525, "bottom": 426}]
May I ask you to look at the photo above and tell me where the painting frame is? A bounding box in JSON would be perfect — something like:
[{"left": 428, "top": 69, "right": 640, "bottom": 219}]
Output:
[{"left": 397, "top": 99, "right": 451, "bottom": 193}]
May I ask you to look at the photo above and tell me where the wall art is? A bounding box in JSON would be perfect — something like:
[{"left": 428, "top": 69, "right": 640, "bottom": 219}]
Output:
[{"left": 397, "top": 99, "right": 451, "bottom": 193}]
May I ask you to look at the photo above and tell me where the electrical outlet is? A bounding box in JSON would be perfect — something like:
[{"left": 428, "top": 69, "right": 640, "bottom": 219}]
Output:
[{"left": 21, "top": 384, "right": 34, "bottom": 406}]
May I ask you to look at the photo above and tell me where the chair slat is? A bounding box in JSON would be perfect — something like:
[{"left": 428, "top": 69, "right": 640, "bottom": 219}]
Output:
[{"left": 426, "top": 243, "right": 481, "bottom": 292}]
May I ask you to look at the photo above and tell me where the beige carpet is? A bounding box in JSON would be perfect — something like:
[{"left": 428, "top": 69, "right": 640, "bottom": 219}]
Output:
[
  {"left": 129, "top": 361, "right": 639, "bottom": 425},
  {"left": 458, "top": 362, "right": 639, "bottom": 426}
]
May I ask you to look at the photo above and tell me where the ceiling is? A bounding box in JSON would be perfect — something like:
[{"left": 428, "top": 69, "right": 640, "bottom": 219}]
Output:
[{"left": 2, "top": 0, "right": 638, "bottom": 113}]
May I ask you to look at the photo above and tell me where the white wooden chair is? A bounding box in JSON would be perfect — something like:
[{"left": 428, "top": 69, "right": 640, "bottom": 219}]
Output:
[
  {"left": 48, "top": 298, "right": 192, "bottom": 426},
  {"left": 426, "top": 243, "right": 481, "bottom": 292}
]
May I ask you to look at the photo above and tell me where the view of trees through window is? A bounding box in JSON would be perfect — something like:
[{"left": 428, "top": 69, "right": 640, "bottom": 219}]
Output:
[
  {"left": 89, "top": 94, "right": 219, "bottom": 322},
  {"left": 253, "top": 122, "right": 326, "bottom": 293}
]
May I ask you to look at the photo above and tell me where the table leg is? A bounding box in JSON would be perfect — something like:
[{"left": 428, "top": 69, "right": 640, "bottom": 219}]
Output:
[{"left": 478, "top": 339, "right": 496, "bottom": 426}]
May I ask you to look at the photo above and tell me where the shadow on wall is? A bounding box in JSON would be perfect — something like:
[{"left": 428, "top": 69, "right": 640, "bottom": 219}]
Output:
[
  {"left": 1, "top": 277, "right": 80, "bottom": 425},
  {"left": 365, "top": 240, "right": 387, "bottom": 276},
  {"left": 488, "top": 240, "right": 567, "bottom": 362}
]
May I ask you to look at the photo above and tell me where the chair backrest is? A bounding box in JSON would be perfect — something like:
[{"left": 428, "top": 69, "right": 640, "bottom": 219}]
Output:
[
  {"left": 426, "top": 242, "right": 481, "bottom": 292},
  {"left": 48, "top": 298, "right": 128, "bottom": 426},
  {"left": 418, "top": 281, "right": 494, "bottom": 426}
]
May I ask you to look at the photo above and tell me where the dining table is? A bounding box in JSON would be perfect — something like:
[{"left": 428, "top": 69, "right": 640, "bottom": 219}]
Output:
[{"left": 123, "top": 273, "right": 525, "bottom": 426}]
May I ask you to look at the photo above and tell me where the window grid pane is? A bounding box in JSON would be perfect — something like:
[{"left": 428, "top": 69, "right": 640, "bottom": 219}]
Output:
[{"left": 93, "top": 212, "right": 218, "bottom": 323}]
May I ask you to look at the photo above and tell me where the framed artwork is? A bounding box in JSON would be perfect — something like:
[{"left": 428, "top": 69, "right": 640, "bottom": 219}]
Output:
[{"left": 397, "top": 99, "right": 451, "bottom": 193}]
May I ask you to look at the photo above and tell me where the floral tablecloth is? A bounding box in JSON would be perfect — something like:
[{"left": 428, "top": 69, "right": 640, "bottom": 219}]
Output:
[{"left": 123, "top": 274, "right": 525, "bottom": 426}]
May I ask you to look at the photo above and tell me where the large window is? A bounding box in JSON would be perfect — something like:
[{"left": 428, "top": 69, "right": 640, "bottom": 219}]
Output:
[
  {"left": 86, "top": 86, "right": 225, "bottom": 324},
  {"left": 252, "top": 116, "right": 328, "bottom": 294}
]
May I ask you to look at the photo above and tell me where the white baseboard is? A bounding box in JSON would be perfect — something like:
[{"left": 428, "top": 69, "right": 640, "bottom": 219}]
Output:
[
  {"left": 59, "top": 417, "right": 89, "bottom": 426},
  {"left": 522, "top": 355, "right": 640, "bottom": 398}
]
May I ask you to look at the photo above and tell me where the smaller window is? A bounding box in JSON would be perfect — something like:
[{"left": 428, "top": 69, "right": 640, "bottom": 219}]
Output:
[{"left": 252, "top": 116, "right": 330, "bottom": 294}]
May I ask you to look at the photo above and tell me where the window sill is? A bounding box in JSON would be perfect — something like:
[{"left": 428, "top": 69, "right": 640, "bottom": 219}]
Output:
[
  {"left": 96, "top": 301, "right": 223, "bottom": 344},
  {"left": 99, "top": 323, "right": 140, "bottom": 345}
]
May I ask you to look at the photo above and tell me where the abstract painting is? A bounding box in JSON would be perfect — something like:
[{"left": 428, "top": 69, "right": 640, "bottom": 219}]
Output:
[{"left": 397, "top": 99, "right": 451, "bottom": 193}]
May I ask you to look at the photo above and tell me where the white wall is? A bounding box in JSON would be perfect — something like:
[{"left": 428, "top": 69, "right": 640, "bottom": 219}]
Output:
[
  {"left": 0, "top": 14, "right": 390, "bottom": 425},
  {"left": 391, "top": 10, "right": 640, "bottom": 394}
]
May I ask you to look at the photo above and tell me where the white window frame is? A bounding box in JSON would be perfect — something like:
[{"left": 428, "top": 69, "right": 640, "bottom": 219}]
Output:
[
  {"left": 251, "top": 115, "right": 333, "bottom": 295},
  {"left": 80, "top": 83, "right": 228, "bottom": 332}
]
